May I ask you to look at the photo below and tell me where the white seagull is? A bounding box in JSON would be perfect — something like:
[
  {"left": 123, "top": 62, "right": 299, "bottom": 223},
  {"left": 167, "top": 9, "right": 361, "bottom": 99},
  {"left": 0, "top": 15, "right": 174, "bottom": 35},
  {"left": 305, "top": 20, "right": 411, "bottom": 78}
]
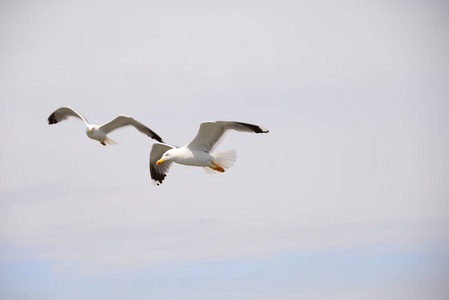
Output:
[
  {"left": 149, "top": 121, "right": 269, "bottom": 185},
  {"left": 48, "top": 106, "right": 163, "bottom": 145}
]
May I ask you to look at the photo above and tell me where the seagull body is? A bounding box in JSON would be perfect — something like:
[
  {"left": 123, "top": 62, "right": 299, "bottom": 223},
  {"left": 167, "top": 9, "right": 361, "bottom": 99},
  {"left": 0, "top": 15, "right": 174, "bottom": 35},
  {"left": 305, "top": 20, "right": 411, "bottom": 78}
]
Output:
[
  {"left": 150, "top": 121, "right": 268, "bottom": 185},
  {"left": 48, "top": 106, "right": 163, "bottom": 145}
]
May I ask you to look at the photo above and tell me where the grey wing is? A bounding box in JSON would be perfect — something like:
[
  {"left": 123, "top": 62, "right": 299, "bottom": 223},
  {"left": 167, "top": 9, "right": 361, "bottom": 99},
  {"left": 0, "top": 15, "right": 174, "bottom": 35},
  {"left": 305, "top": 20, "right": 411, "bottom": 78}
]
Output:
[
  {"left": 98, "top": 115, "right": 163, "bottom": 142},
  {"left": 47, "top": 106, "right": 89, "bottom": 126},
  {"left": 150, "top": 143, "right": 175, "bottom": 185},
  {"left": 186, "top": 121, "right": 269, "bottom": 152}
]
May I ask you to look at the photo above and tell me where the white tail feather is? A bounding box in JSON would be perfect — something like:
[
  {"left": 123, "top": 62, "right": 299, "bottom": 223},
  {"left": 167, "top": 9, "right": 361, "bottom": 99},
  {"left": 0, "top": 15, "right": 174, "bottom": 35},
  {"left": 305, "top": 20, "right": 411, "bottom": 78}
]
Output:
[
  {"left": 203, "top": 150, "right": 237, "bottom": 174},
  {"left": 104, "top": 137, "right": 118, "bottom": 145},
  {"left": 203, "top": 167, "right": 218, "bottom": 174}
]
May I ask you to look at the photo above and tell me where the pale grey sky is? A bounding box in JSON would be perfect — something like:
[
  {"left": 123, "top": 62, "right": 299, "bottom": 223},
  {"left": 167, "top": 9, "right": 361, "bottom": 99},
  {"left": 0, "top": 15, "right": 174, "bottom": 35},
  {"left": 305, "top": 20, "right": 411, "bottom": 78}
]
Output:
[{"left": 1, "top": 0, "right": 448, "bottom": 299}]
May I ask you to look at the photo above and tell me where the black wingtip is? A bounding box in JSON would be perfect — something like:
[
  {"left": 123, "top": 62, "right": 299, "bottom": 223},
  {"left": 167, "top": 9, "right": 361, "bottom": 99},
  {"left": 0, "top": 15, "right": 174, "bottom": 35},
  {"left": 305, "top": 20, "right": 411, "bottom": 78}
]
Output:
[
  {"left": 236, "top": 122, "right": 269, "bottom": 134},
  {"left": 47, "top": 112, "right": 59, "bottom": 124},
  {"left": 146, "top": 127, "right": 164, "bottom": 143},
  {"left": 154, "top": 135, "right": 164, "bottom": 143},
  {"left": 147, "top": 129, "right": 164, "bottom": 143},
  {"left": 150, "top": 163, "right": 166, "bottom": 186}
]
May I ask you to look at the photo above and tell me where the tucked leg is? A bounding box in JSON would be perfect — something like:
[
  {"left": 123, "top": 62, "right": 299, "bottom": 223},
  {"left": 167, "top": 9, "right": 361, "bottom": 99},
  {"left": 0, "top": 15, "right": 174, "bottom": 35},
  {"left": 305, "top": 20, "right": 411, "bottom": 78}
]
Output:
[{"left": 209, "top": 162, "right": 225, "bottom": 172}]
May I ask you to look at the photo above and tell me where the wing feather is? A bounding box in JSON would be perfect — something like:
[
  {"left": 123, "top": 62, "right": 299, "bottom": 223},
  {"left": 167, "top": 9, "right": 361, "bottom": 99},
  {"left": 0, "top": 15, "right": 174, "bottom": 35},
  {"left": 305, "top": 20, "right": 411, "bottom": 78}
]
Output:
[
  {"left": 99, "top": 115, "right": 163, "bottom": 142},
  {"left": 47, "top": 107, "right": 89, "bottom": 126},
  {"left": 149, "top": 143, "right": 175, "bottom": 185},
  {"left": 186, "top": 121, "right": 269, "bottom": 152}
]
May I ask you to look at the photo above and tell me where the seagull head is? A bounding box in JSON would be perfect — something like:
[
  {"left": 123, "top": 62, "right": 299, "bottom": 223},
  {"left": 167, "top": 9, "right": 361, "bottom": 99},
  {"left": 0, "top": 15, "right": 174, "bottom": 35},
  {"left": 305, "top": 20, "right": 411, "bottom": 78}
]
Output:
[
  {"left": 156, "top": 150, "right": 175, "bottom": 165},
  {"left": 87, "top": 125, "right": 95, "bottom": 133}
]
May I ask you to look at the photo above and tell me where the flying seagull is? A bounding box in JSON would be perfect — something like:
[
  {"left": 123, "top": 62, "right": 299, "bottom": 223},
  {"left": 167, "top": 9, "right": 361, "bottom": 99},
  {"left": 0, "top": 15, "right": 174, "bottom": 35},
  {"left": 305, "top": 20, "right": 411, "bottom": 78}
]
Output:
[
  {"left": 149, "top": 121, "right": 268, "bottom": 185},
  {"left": 48, "top": 106, "right": 163, "bottom": 145}
]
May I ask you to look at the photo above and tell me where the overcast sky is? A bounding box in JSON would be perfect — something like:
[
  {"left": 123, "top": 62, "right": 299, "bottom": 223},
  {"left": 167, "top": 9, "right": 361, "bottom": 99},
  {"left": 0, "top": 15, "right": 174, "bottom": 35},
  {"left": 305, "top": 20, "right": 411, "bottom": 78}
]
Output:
[{"left": 1, "top": 0, "right": 448, "bottom": 299}]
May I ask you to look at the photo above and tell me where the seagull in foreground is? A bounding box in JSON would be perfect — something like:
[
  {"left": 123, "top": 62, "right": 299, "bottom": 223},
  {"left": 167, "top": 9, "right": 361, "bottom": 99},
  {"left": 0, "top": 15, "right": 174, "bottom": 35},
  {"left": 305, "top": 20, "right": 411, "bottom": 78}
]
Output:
[
  {"left": 149, "top": 121, "right": 269, "bottom": 185},
  {"left": 48, "top": 106, "right": 163, "bottom": 145}
]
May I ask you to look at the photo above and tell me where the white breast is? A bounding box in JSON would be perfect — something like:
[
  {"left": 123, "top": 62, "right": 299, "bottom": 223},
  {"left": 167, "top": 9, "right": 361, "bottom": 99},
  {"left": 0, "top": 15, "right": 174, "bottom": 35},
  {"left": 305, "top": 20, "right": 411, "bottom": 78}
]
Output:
[
  {"left": 173, "top": 147, "right": 214, "bottom": 167},
  {"left": 86, "top": 127, "right": 107, "bottom": 141}
]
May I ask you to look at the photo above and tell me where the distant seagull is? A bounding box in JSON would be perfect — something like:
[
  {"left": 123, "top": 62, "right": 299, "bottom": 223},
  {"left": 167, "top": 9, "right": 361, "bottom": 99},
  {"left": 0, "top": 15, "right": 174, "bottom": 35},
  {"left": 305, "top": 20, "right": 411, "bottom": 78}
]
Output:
[
  {"left": 149, "top": 121, "right": 269, "bottom": 185},
  {"left": 48, "top": 106, "right": 163, "bottom": 145}
]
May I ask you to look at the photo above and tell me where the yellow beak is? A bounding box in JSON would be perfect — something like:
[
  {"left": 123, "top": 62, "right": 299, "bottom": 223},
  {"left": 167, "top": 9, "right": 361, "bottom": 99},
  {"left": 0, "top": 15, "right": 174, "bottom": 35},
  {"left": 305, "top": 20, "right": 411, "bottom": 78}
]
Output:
[
  {"left": 156, "top": 158, "right": 165, "bottom": 165},
  {"left": 88, "top": 128, "right": 93, "bottom": 132}
]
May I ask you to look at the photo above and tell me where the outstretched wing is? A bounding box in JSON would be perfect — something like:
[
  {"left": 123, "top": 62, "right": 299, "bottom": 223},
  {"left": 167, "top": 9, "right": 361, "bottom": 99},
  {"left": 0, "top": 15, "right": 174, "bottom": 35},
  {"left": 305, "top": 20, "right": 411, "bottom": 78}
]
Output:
[
  {"left": 47, "top": 106, "right": 89, "bottom": 126},
  {"left": 98, "top": 115, "right": 163, "bottom": 142},
  {"left": 149, "top": 143, "right": 176, "bottom": 185},
  {"left": 186, "top": 121, "right": 269, "bottom": 152}
]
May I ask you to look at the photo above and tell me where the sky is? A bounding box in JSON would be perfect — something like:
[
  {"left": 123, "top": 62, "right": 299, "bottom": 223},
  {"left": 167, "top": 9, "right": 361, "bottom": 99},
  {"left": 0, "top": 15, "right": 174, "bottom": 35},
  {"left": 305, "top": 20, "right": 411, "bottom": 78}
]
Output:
[{"left": 0, "top": 0, "right": 448, "bottom": 299}]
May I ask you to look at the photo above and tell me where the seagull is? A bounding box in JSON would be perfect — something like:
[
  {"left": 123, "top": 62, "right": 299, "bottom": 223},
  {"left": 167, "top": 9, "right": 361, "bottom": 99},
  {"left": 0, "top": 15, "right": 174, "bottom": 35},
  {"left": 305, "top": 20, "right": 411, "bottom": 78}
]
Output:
[
  {"left": 149, "top": 121, "right": 269, "bottom": 185},
  {"left": 48, "top": 106, "right": 163, "bottom": 145}
]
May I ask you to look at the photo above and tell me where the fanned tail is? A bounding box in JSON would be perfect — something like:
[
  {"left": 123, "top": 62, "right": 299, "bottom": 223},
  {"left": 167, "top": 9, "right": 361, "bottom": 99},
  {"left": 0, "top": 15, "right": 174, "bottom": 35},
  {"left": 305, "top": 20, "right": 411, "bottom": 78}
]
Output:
[{"left": 203, "top": 150, "right": 237, "bottom": 174}]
